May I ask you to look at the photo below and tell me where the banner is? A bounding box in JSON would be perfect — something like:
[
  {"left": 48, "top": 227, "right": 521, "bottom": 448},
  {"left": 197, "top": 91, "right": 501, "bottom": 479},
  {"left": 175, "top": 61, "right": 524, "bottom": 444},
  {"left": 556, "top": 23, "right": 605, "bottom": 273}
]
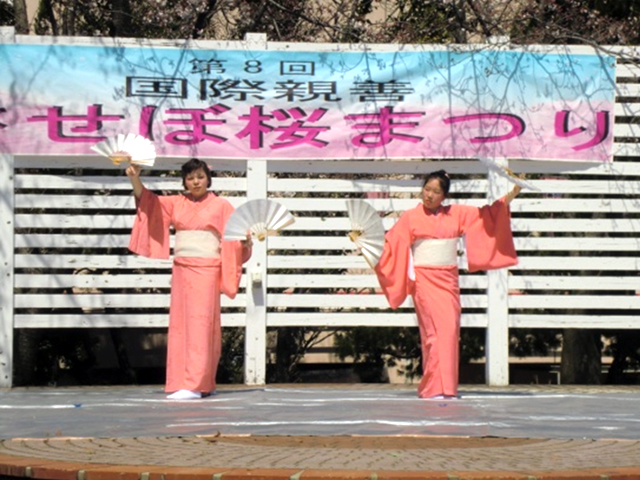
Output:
[{"left": 0, "top": 43, "right": 616, "bottom": 161}]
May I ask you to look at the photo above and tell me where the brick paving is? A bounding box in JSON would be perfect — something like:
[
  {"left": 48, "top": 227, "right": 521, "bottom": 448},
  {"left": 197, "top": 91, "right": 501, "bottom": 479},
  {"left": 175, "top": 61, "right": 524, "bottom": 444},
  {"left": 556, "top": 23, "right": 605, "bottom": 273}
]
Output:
[{"left": 1, "top": 384, "right": 640, "bottom": 479}]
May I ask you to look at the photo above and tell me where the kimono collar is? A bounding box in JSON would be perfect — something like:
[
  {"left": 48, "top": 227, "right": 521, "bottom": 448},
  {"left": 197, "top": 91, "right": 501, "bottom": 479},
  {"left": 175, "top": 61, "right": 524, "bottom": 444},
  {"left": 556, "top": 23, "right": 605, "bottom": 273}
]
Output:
[
  {"left": 185, "top": 191, "right": 211, "bottom": 203},
  {"left": 422, "top": 203, "right": 447, "bottom": 216}
]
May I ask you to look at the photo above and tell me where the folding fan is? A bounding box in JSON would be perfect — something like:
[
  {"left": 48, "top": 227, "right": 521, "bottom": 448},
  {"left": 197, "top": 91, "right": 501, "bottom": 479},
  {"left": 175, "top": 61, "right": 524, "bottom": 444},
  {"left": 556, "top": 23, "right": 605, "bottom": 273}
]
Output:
[
  {"left": 346, "top": 199, "right": 385, "bottom": 268},
  {"left": 91, "top": 133, "right": 156, "bottom": 167},
  {"left": 224, "top": 199, "right": 295, "bottom": 242},
  {"left": 478, "top": 157, "right": 540, "bottom": 191}
]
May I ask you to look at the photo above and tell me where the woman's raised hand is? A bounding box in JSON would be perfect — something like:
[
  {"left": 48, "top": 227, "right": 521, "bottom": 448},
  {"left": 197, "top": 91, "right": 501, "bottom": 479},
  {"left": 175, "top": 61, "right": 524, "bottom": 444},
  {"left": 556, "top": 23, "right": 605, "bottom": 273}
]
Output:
[
  {"left": 125, "top": 164, "right": 144, "bottom": 199},
  {"left": 242, "top": 232, "right": 253, "bottom": 248},
  {"left": 125, "top": 164, "right": 142, "bottom": 178},
  {"left": 506, "top": 181, "right": 523, "bottom": 204}
]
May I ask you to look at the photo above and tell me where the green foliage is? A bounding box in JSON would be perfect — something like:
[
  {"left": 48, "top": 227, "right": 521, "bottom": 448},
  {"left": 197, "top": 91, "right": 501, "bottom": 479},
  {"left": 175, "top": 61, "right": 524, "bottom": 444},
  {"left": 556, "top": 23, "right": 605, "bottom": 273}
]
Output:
[
  {"left": 383, "top": 0, "right": 462, "bottom": 43},
  {"left": 509, "top": 329, "right": 562, "bottom": 358},
  {"left": 0, "top": 0, "right": 13, "bottom": 26},
  {"left": 605, "top": 331, "right": 640, "bottom": 384},
  {"left": 218, "top": 328, "right": 246, "bottom": 384},
  {"left": 333, "top": 327, "right": 421, "bottom": 382},
  {"left": 512, "top": 0, "right": 640, "bottom": 45}
]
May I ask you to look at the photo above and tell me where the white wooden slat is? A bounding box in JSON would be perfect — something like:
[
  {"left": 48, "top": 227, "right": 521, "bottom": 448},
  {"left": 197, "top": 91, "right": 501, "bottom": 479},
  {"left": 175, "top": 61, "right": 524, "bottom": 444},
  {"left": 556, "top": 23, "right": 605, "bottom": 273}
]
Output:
[
  {"left": 263, "top": 178, "right": 640, "bottom": 196},
  {"left": 266, "top": 255, "right": 416, "bottom": 270},
  {"left": 509, "top": 275, "right": 640, "bottom": 290},
  {"left": 613, "top": 143, "right": 640, "bottom": 157},
  {"left": 269, "top": 255, "right": 640, "bottom": 271},
  {"left": 15, "top": 233, "right": 352, "bottom": 250},
  {"left": 614, "top": 83, "right": 640, "bottom": 97},
  {"left": 511, "top": 198, "right": 640, "bottom": 214},
  {"left": 512, "top": 218, "right": 640, "bottom": 233},
  {"left": 509, "top": 314, "right": 640, "bottom": 329},
  {"left": 15, "top": 214, "right": 134, "bottom": 229},
  {"left": 276, "top": 197, "right": 640, "bottom": 213},
  {"left": 511, "top": 180, "right": 640, "bottom": 195},
  {"left": 614, "top": 123, "right": 640, "bottom": 138},
  {"left": 15, "top": 294, "right": 244, "bottom": 308},
  {"left": 16, "top": 194, "right": 136, "bottom": 210},
  {"left": 271, "top": 235, "right": 640, "bottom": 252},
  {"left": 266, "top": 274, "right": 488, "bottom": 290},
  {"left": 513, "top": 237, "right": 640, "bottom": 251},
  {"left": 14, "top": 313, "right": 246, "bottom": 328},
  {"left": 615, "top": 103, "right": 640, "bottom": 115},
  {"left": 14, "top": 272, "right": 486, "bottom": 291},
  {"left": 13, "top": 214, "right": 354, "bottom": 231},
  {"left": 266, "top": 159, "right": 481, "bottom": 175},
  {"left": 16, "top": 234, "right": 132, "bottom": 249},
  {"left": 266, "top": 312, "right": 488, "bottom": 328},
  {"left": 286, "top": 216, "right": 640, "bottom": 234},
  {"left": 14, "top": 248, "right": 640, "bottom": 273},
  {"left": 615, "top": 62, "right": 640, "bottom": 78},
  {"left": 15, "top": 194, "right": 247, "bottom": 210},
  {"left": 14, "top": 212, "right": 640, "bottom": 232},
  {"left": 268, "top": 177, "right": 489, "bottom": 194},
  {"left": 15, "top": 274, "right": 172, "bottom": 289},
  {"left": 512, "top": 256, "right": 640, "bottom": 271},
  {"left": 499, "top": 160, "right": 622, "bottom": 176},
  {"left": 267, "top": 158, "right": 640, "bottom": 177},
  {"left": 509, "top": 295, "right": 640, "bottom": 309},
  {"left": 266, "top": 293, "right": 486, "bottom": 309},
  {"left": 15, "top": 175, "right": 247, "bottom": 191},
  {"left": 15, "top": 254, "right": 172, "bottom": 269},
  {"left": 14, "top": 155, "right": 247, "bottom": 171}
]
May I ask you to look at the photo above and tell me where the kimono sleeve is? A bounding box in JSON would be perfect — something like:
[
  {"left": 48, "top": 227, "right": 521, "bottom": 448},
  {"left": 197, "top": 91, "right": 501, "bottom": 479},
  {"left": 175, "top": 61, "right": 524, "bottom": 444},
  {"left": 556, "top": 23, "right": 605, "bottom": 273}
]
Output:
[
  {"left": 219, "top": 201, "right": 251, "bottom": 299},
  {"left": 465, "top": 196, "right": 518, "bottom": 272},
  {"left": 374, "top": 213, "right": 414, "bottom": 309},
  {"left": 128, "top": 188, "right": 173, "bottom": 259}
]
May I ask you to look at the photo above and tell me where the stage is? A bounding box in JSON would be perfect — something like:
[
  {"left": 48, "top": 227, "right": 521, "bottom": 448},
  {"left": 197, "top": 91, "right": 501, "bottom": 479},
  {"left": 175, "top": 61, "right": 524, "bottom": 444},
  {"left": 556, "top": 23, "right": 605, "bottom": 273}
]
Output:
[{"left": 1, "top": 384, "right": 639, "bottom": 479}]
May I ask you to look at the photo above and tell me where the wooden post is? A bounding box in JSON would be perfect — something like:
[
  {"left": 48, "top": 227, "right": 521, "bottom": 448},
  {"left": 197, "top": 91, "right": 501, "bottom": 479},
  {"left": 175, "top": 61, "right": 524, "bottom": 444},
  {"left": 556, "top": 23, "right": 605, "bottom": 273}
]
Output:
[
  {"left": 244, "top": 158, "right": 268, "bottom": 385},
  {"left": 241, "top": 32, "right": 269, "bottom": 386},
  {"left": 485, "top": 158, "right": 510, "bottom": 386},
  {"left": 0, "top": 153, "right": 15, "bottom": 387}
]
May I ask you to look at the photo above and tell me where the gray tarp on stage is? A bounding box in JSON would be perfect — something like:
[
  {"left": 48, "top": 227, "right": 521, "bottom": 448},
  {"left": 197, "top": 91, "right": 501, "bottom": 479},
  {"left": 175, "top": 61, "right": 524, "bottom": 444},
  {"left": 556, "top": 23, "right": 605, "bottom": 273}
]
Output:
[{"left": 1, "top": 384, "right": 639, "bottom": 440}]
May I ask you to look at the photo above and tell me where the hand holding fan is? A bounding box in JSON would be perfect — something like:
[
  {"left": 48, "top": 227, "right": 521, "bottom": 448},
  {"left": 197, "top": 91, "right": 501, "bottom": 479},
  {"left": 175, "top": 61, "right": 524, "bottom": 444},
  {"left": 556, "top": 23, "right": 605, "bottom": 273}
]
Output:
[
  {"left": 91, "top": 134, "right": 156, "bottom": 167},
  {"left": 224, "top": 199, "right": 295, "bottom": 242},
  {"left": 346, "top": 199, "right": 385, "bottom": 268},
  {"left": 478, "top": 157, "right": 540, "bottom": 191}
]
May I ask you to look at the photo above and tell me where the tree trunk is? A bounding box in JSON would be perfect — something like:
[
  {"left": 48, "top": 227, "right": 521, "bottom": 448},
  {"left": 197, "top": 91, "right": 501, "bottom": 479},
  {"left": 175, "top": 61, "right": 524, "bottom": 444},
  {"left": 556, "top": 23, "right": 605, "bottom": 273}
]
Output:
[
  {"left": 111, "top": 0, "right": 132, "bottom": 37},
  {"left": 560, "top": 329, "right": 602, "bottom": 384},
  {"left": 13, "top": 0, "right": 29, "bottom": 34}
]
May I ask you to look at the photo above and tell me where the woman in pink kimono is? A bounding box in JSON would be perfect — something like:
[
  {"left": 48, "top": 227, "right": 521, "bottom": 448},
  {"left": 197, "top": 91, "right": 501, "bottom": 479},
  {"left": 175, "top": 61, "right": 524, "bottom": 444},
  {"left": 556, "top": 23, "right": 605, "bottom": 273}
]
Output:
[
  {"left": 374, "top": 170, "right": 520, "bottom": 399},
  {"left": 126, "top": 159, "right": 252, "bottom": 400}
]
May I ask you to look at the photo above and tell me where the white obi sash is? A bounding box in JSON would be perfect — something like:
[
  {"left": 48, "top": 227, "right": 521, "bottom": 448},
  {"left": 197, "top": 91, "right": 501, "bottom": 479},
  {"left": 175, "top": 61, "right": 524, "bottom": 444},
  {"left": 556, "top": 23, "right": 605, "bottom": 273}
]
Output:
[
  {"left": 174, "top": 230, "right": 221, "bottom": 258},
  {"left": 411, "top": 238, "right": 458, "bottom": 266}
]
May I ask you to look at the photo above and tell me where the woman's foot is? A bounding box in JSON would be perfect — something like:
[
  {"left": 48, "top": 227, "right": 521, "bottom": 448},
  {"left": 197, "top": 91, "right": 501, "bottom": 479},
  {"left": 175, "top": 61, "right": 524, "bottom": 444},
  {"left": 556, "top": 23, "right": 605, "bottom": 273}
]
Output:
[
  {"left": 166, "top": 389, "right": 202, "bottom": 400},
  {"left": 422, "top": 394, "right": 459, "bottom": 400}
]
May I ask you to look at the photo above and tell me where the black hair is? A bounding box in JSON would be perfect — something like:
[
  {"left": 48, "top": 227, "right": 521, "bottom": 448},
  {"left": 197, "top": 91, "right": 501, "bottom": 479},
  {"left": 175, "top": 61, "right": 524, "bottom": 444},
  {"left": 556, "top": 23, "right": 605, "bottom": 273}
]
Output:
[
  {"left": 422, "top": 169, "right": 450, "bottom": 196},
  {"left": 181, "top": 158, "right": 212, "bottom": 189}
]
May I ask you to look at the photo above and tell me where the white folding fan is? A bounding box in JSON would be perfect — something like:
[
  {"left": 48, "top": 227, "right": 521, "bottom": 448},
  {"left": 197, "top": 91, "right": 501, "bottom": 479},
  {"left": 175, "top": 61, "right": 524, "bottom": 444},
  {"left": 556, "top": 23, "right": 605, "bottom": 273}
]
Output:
[
  {"left": 224, "top": 199, "right": 295, "bottom": 242},
  {"left": 91, "top": 133, "right": 156, "bottom": 167},
  {"left": 478, "top": 157, "right": 540, "bottom": 191},
  {"left": 346, "top": 199, "right": 385, "bottom": 268}
]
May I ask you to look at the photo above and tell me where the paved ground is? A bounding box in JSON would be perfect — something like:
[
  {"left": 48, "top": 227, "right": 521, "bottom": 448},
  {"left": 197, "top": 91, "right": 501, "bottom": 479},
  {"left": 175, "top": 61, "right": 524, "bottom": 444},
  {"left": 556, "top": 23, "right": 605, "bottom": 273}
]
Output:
[{"left": 1, "top": 384, "right": 640, "bottom": 479}]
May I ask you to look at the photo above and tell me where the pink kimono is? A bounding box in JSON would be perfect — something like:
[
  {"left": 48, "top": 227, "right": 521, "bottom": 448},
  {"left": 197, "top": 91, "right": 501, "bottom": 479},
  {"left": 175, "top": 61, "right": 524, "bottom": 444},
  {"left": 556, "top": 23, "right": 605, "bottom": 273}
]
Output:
[
  {"left": 128, "top": 188, "right": 250, "bottom": 394},
  {"left": 374, "top": 197, "right": 517, "bottom": 398}
]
